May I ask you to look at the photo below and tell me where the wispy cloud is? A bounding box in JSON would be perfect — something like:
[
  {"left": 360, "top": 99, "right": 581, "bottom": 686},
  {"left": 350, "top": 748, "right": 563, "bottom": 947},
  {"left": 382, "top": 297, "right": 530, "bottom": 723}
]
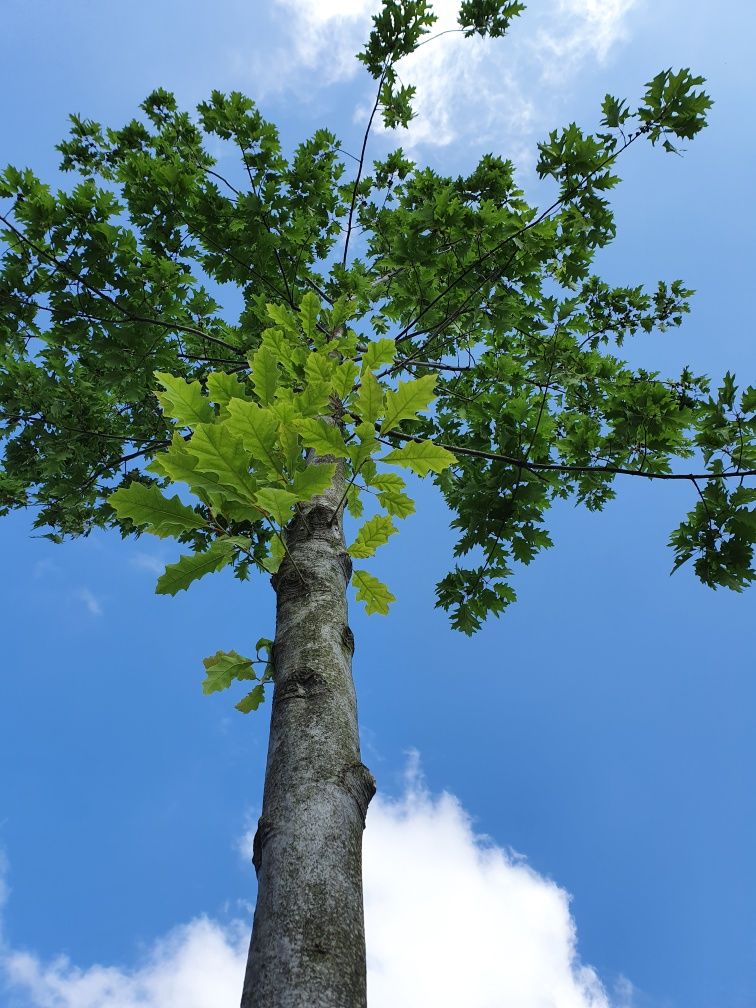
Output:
[
  {"left": 75, "top": 588, "right": 102, "bottom": 617},
  {"left": 1, "top": 759, "right": 627, "bottom": 1007},
  {"left": 130, "top": 552, "right": 165, "bottom": 576},
  {"left": 269, "top": 0, "right": 375, "bottom": 84},
  {"left": 533, "top": 0, "right": 640, "bottom": 80},
  {"left": 32, "top": 559, "right": 61, "bottom": 580},
  {"left": 255, "top": 0, "right": 641, "bottom": 165}
]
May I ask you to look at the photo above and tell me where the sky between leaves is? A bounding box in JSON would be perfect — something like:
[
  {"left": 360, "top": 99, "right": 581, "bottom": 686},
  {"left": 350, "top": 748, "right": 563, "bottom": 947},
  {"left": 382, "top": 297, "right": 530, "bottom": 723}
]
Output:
[{"left": 1, "top": 2, "right": 755, "bottom": 1007}]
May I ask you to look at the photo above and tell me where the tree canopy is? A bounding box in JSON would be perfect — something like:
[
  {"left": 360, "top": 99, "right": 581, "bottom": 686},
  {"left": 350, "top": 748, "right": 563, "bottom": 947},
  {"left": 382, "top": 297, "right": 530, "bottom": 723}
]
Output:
[{"left": 1, "top": 0, "right": 753, "bottom": 673}]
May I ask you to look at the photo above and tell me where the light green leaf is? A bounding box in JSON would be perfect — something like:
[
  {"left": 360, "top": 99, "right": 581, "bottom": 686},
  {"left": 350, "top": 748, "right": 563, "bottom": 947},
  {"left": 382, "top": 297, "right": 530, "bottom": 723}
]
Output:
[
  {"left": 261, "top": 326, "right": 295, "bottom": 373},
  {"left": 381, "top": 439, "right": 456, "bottom": 476},
  {"left": 250, "top": 345, "right": 279, "bottom": 405},
  {"left": 370, "top": 473, "right": 416, "bottom": 519},
  {"left": 156, "top": 538, "right": 236, "bottom": 595},
  {"left": 108, "top": 482, "right": 203, "bottom": 538},
  {"left": 291, "top": 462, "right": 336, "bottom": 500},
  {"left": 332, "top": 360, "right": 360, "bottom": 400},
  {"left": 348, "top": 514, "right": 397, "bottom": 558},
  {"left": 236, "top": 684, "right": 267, "bottom": 713},
  {"left": 349, "top": 425, "right": 379, "bottom": 470},
  {"left": 305, "top": 350, "right": 336, "bottom": 386},
  {"left": 353, "top": 568, "right": 396, "bottom": 615},
  {"left": 201, "top": 649, "right": 257, "bottom": 694},
  {"left": 380, "top": 374, "right": 437, "bottom": 433},
  {"left": 266, "top": 302, "right": 298, "bottom": 335},
  {"left": 357, "top": 371, "right": 384, "bottom": 425},
  {"left": 254, "top": 486, "right": 298, "bottom": 525},
  {"left": 294, "top": 381, "right": 331, "bottom": 418},
  {"left": 361, "top": 338, "right": 396, "bottom": 373},
  {"left": 154, "top": 372, "right": 213, "bottom": 425},
  {"left": 295, "top": 418, "right": 350, "bottom": 458},
  {"left": 298, "top": 291, "right": 321, "bottom": 341},
  {"left": 225, "top": 400, "right": 283, "bottom": 478},
  {"left": 188, "top": 423, "right": 258, "bottom": 499},
  {"left": 346, "top": 484, "right": 364, "bottom": 518},
  {"left": 147, "top": 438, "right": 255, "bottom": 517},
  {"left": 206, "top": 371, "right": 249, "bottom": 407},
  {"left": 279, "top": 424, "right": 301, "bottom": 473},
  {"left": 261, "top": 534, "right": 286, "bottom": 573}
]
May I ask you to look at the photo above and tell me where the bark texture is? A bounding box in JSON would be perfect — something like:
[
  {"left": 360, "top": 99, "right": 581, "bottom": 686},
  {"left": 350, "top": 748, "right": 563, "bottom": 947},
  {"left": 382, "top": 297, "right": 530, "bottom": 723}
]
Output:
[{"left": 241, "top": 469, "right": 375, "bottom": 1008}]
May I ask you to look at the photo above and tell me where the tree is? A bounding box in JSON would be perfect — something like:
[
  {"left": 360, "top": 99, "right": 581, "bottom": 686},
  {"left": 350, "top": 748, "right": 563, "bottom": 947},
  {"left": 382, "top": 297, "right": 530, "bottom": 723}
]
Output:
[{"left": 1, "top": 1, "right": 753, "bottom": 1005}]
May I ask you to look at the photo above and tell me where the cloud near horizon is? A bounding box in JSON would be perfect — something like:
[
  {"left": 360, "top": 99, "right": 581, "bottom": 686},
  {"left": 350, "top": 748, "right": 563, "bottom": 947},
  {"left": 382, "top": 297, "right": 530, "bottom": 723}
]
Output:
[{"left": 0, "top": 760, "right": 626, "bottom": 1008}]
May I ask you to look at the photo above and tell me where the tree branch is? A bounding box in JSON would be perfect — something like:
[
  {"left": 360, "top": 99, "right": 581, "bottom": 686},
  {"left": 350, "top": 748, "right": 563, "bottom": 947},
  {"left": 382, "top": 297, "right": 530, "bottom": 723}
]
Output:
[{"left": 382, "top": 430, "right": 756, "bottom": 483}]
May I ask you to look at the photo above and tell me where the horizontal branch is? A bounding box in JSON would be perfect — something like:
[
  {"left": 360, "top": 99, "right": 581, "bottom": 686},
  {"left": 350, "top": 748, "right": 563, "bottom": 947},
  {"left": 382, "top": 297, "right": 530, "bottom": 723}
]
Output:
[{"left": 383, "top": 430, "right": 756, "bottom": 483}]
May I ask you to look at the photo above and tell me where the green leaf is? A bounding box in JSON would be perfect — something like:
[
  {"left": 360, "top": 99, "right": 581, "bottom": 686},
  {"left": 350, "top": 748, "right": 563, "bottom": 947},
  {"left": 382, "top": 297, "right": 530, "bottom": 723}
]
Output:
[
  {"left": 361, "top": 338, "right": 396, "bottom": 373},
  {"left": 254, "top": 486, "right": 298, "bottom": 525},
  {"left": 381, "top": 438, "right": 456, "bottom": 475},
  {"left": 188, "top": 423, "right": 258, "bottom": 499},
  {"left": 353, "top": 568, "right": 396, "bottom": 615},
  {"left": 332, "top": 360, "right": 360, "bottom": 400},
  {"left": 291, "top": 462, "right": 337, "bottom": 500},
  {"left": 250, "top": 345, "right": 279, "bottom": 405},
  {"left": 201, "top": 649, "right": 257, "bottom": 694},
  {"left": 266, "top": 302, "right": 299, "bottom": 336},
  {"left": 295, "top": 418, "right": 350, "bottom": 457},
  {"left": 357, "top": 371, "right": 384, "bottom": 425},
  {"left": 154, "top": 372, "right": 213, "bottom": 425},
  {"left": 261, "top": 534, "right": 286, "bottom": 573},
  {"left": 294, "top": 381, "right": 332, "bottom": 417},
  {"left": 261, "top": 326, "right": 296, "bottom": 374},
  {"left": 305, "top": 350, "right": 336, "bottom": 386},
  {"left": 206, "top": 370, "right": 249, "bottom": 407},
  {"left": 108, "top": 482, "right": 203, "bottom": 538},
  {"left": 298, "top": 291, "right": 321, "bottom": 341},
  {"left": 225, "top": 400, "right": 283, "bottom": 478},
  {"left": 348, "top": 422, "right": 379, "bottom": 470},
  {"left": 380, "top": 374, "right": 437, "bottom": 433},
  {"left": 148, "top": 436, "right": 253, "bottom": 515},
  {"left": 236, "top": 684, "right": 267, "bottom": 713},
  {"left": 255, "top": 637, "right": 273, "bottom": 656},
  {"left": 156, "top": 538, "right": 236, "bottom": 595},
  {"left": 370, "top": 473, "right": 415, "bottom": 519},
  {"left": 348, "top": 514, "right": 397, "bottom": 558},
  {"left": 346, "top": 484, "right": 364, "bottom": 518}
]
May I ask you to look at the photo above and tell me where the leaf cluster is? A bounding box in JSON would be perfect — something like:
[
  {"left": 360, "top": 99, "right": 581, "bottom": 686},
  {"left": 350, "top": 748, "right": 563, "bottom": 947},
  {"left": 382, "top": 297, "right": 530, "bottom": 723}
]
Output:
[{"left": 2, "top": 1, "right": 750, "bottom": 654}]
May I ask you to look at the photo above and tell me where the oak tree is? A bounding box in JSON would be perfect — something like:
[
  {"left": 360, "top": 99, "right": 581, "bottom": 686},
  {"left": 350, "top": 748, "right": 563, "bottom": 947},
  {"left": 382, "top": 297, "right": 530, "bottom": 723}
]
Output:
[{"left": 2, "top": 3, "right": 753, "bottom": 1006}]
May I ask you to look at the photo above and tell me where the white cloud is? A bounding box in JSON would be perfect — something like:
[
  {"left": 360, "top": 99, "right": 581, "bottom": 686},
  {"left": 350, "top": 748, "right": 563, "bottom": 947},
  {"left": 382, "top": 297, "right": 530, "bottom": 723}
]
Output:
[
  {"left": 2, "top": 919, "right": 247, "bottom": 1008},
  {"left": 130, "top": 552, "right": 165, "bottom": 576},
  {"left": 261, "top": 0, "right": 640, "bottom": 166},
  {"left": 534, "top": 0, "right": 640, "bottom": 78},
  {"left": 32, "top": 559, "right": 61, "bottom": 580},
  {"left": 269, "top": 0, "right": 376, "bottom": 85},
  {"left": 363, "top": 754, "right": 611, "bottom": 1008},
  {"left": 75, "top": 588, "right": 102, "bottom": 617},
  {"left": 0, "top": 762, "right": 625, "bottom": 1008}
]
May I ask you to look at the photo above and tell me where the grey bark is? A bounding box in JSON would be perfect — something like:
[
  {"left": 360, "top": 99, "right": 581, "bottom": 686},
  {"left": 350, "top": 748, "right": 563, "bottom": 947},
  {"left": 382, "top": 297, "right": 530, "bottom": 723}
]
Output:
[{"left": 241, "top": 463, "right": 376, "bottom": 1008}]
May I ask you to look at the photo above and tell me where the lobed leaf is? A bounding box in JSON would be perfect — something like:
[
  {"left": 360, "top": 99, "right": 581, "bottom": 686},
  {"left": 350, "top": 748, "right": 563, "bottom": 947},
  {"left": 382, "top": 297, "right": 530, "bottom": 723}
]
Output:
[
  {"left": 108, "top": 482, "right": 204, "bottom": 538},
  {"left": 347, "top": 514, "right": 397, "bottom": 558},
  {"left": 353, "top": 568, "right": 396, "bottom": 615}
]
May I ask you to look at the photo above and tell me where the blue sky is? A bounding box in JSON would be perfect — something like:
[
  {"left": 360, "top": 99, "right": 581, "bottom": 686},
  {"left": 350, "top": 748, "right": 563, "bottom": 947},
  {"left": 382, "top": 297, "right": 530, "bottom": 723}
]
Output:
[{"left": 1, "top": 2, "right": 755, "bottom": 1006}]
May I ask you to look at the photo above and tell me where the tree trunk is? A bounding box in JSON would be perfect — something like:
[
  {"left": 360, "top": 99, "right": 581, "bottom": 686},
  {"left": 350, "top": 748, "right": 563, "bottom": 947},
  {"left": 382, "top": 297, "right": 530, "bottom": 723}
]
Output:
[{"left": 240, "top": 467, "right": 376, "bottom": 1008}]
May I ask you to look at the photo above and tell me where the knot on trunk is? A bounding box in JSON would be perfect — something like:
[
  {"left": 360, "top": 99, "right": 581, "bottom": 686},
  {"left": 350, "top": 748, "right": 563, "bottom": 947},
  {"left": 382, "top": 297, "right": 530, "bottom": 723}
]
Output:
[
  {"left": 340, "top": 624, "right": 355, "bottom": 656},
  {"left": 287, "top": 503, "right": 340, "bottom": 548},
  {"left": 338, "top": 762, "right": 376, "bottom": 824},
  {"left": 252, "top": 815, "right": 274, "bottom": 876},
  {"left": 279, "top": 666, "right": 329, "bottom": 703},
  {"left": 338, "top": 550, "right": 353, "bottom": 582}
]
